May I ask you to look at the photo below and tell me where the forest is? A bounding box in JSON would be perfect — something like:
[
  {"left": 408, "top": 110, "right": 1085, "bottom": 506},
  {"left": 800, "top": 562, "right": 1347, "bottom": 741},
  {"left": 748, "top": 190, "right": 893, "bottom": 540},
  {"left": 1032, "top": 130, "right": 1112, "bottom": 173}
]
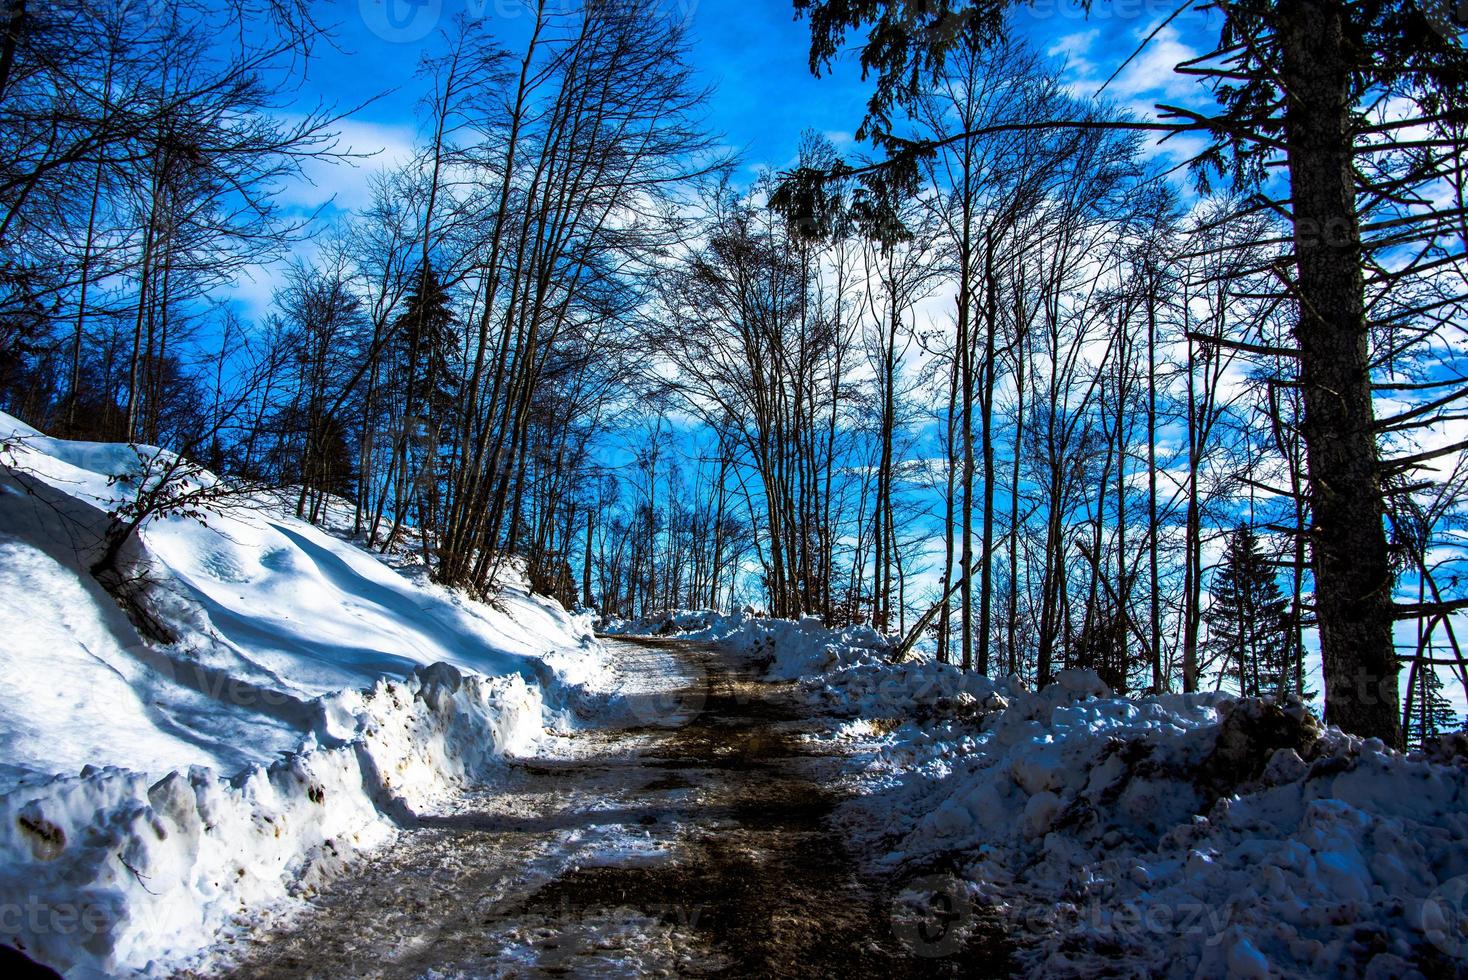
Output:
[{"left": 1, "top": 0, "right": 1466, "bottom": 750}]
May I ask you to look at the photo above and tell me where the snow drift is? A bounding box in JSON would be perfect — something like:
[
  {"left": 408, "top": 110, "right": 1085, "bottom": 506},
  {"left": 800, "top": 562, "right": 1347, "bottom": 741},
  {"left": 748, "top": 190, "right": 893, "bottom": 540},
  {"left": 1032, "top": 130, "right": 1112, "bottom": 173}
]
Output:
[
  {"left": 0, "top": 414, "right": 609, "bottom": 976},
  {"left": 602, "top": 609, "right": 893, "bottom": 680},
  {"left": 615, "top": 610, "right": 1468, "bottom": 977}
]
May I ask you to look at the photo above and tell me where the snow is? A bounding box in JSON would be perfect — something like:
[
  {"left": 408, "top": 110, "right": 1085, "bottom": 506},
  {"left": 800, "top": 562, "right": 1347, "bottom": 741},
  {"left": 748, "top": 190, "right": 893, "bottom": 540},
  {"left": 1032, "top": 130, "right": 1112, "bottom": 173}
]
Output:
[
  {"left": 8, "top": 426, "right": 1468, "bottom": 980},
  {"left": 0, "top": 413, "right": 618, "bottom": 976},
  {"left": 614, "top": 609, "right": 1468, "bottom": 977},
  {"left": 602, "top": 609, "right": 892, "bottom": 680}
]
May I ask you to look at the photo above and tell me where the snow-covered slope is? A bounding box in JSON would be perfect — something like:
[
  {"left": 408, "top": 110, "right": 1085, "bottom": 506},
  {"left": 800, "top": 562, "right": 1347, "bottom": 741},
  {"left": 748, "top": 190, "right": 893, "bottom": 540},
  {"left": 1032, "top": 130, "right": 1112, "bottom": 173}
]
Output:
[
  {"left": 615, "top": 610, "right": 1468, "bottom": 978},
  {"left": 0, "top": 414, "right": 611, "bottom": 977}
]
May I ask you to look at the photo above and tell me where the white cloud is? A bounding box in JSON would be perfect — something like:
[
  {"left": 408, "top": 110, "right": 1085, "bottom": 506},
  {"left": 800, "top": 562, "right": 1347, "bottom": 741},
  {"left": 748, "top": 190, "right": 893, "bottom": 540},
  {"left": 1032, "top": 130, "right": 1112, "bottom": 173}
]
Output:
[
  {"left": 274, "top": 116, "right": 421, "bottom": 214},
  {"left": 1049, "top": 28, "right": 1099, "bottom": 63},
  {"left": 1105, "top": 23, "right": 1200, "bottom": 106}
]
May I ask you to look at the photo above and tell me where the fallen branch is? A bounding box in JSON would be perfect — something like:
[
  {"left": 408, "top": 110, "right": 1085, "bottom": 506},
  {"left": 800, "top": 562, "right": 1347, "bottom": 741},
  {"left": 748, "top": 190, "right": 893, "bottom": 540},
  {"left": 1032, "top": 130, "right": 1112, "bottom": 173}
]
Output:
[{"left": 892, "top": 579, "right": 964, "bottom": 663}]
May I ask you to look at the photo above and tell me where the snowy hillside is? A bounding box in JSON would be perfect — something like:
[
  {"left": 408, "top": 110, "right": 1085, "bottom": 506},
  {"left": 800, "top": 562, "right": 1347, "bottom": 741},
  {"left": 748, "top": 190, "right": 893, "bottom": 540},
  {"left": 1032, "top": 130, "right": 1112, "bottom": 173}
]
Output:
[
  {"left": 619, "top": 611, "right": 1468, "bottom": 978},
  {"left": 0, "top": 414, "right": 613, "bottom": 976}
]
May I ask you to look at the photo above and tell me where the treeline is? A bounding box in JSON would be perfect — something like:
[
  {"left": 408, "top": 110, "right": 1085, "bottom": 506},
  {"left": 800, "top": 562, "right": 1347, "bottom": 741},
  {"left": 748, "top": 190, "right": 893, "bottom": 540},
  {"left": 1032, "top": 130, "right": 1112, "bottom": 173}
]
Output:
[
  {"left": 0, "top": 1, "right": 714, "bottom": 606},
  {"left": 1, "top": 1, "right": 1465, "bottom": 747},
  {"left": 0, "top": 1, "right": 333, "bottom": 443},
  {"left": 765, "top": 0, "right": 1468, "bottom": 746},
  {"left": 242, "top": 2, "right": 713, "bottom": 602},
  {"left": 614, "top": 6, "right": 1468, "bottom": 746}
]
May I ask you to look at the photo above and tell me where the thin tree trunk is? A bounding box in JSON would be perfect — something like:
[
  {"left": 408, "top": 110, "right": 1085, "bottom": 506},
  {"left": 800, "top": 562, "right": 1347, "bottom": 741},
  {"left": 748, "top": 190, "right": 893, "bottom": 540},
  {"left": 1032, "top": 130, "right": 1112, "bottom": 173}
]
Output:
[{"left": 1147, "top": 263, "right": 1163, "bottom": 691}]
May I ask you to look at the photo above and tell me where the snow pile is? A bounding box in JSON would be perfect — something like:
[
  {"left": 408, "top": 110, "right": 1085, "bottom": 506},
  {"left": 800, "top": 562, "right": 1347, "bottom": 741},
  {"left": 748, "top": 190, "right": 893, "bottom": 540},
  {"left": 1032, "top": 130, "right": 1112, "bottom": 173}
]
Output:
[
  {"left": 0, "top": 416, "right": 604, "bottom": 789},
  {"left": 0, "top": 413, "right": 612, "bottom": 976},
  {"left": 603, "top": 609, "right": 893, "bottom": 680},
  {"left": 802, "top": 657, "right": 1023, "bottom": 723},
  {"left": 599, "top": 608, "right": 731, "bottom": 638},
  {"left": 0, "top": 664, "right": 543, "bottom": 976},
  {"left": 863, "top": 682, "right": 1468, "bottom": 976},
  {"left": 729, "top": 612, "right": 1468, "bottom": 977}
]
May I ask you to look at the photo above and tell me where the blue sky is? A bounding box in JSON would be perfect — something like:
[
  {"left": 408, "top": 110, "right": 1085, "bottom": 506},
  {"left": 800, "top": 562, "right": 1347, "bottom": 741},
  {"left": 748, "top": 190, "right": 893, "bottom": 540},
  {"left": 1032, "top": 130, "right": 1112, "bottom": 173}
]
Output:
[
  {"left": 308, "top": 0, "right": 876, "bottom": 180},
  {"left": 234, "top": 0, "right": 1217, "bottom": 320},
  {"left": 296, "top": 0, "right": 1216, "bottom": 204}
]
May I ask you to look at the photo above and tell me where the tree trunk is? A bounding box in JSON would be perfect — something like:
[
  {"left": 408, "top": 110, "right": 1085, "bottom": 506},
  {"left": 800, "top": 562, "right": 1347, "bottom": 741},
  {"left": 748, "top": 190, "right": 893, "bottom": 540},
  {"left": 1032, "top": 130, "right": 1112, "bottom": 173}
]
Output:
[
  {"left": 977, "top": 231, "right": 999, "bottom": 676},
  {"left": 1007, "top": 315, "right": 1027, "bottom": 676},
  {"left": 1279, "top": 0, "right": 1399, "bottom": 745},
  {"left": 1146, "top": 263, "right": 1163, "bottom": 692},
  {"left": 937, "top": 333, "right": 958, "bottom": 663}
]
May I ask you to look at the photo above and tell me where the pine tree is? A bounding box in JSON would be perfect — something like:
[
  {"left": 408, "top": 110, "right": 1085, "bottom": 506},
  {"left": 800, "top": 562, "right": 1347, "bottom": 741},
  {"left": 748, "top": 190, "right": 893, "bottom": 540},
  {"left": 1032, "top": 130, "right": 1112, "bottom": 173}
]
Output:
[
  {"left": 392, "top": 265, "right": 457, "bottom": 439},
  {"left": 1204, "top": 526, "right": 1290, "bottom": 698},
  {"left": 376, "top": 264, "right": 458, "bottom": 546},
  {"left": 312, "top": 412, "right": 358, "bottom": 502},
  {"left": 1406, "top": 666, "right": 1460, "bottom": 749}
]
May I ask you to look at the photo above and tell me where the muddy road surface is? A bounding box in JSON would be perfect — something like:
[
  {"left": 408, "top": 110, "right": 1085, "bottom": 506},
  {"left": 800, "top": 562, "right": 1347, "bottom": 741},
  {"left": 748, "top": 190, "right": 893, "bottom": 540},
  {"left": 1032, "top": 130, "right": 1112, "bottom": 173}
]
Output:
[{"left": 196, "top": 637, "right": 1011, "bottom": 979}]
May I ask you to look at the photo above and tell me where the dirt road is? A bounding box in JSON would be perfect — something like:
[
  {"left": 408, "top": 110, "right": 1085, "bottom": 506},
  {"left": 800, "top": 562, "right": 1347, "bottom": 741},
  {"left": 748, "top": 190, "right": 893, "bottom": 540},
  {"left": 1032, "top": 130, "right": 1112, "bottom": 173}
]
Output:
[{"left": 198, "top": 637, "right": 1011, "bottom": 978}]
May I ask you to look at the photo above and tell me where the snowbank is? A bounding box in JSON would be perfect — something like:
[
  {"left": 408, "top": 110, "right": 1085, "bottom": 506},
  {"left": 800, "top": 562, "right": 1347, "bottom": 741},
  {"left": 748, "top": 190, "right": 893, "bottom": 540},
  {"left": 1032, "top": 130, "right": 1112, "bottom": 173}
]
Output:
[
  {"left": 602, "top": 609, "right": 893, "bottom": 680},
  {"left": 0, "top": 665, "right": 543, "bottom": 976},
  {"left": 707, "top": 611, "right": 1468, "bottom": 978},
  {"left": 0, "top": 414, "right": 612, "bottom": 975}
]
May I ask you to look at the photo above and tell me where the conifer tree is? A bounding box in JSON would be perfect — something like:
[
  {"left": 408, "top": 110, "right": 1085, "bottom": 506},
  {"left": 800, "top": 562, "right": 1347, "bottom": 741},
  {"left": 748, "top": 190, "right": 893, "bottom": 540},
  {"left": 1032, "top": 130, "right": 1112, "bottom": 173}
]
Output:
[
  {"left": 1204, "top": 525, "right": 1290, "bottom": 698},
  {"left": 378, "top": 264, "right": 457, "bottom": 547},
  {"left": 393, "top": 265, "right": 457, "bottom": 439},
  {"left": 1407, "top": 667, "right": 1460, "bottom": 748}
]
